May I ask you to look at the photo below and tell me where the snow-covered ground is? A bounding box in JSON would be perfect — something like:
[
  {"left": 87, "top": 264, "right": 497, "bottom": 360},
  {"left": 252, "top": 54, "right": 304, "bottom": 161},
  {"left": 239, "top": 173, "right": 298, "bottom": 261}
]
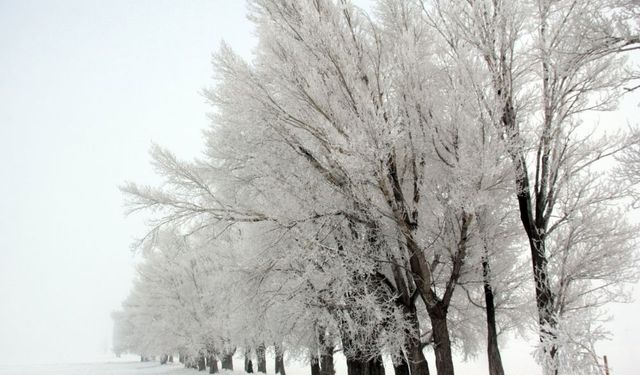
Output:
[
  {"left": 0, "top": 361, "right": 204, "bottom": 375},
  {"left": 0, "top": 354, "right": 318, "bottom": 375},
  {"left": 0, "top": 349, "right": 543, "bottom": 375},
  {"left": 0, "top": 347, "right": 548, "bottom": 375}
]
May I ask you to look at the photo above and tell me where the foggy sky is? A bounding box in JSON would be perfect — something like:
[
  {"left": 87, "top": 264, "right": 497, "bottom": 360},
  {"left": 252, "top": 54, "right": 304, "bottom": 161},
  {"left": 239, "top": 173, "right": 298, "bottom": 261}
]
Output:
[
  {"left": 0, "top": 0, "right": 253, "bottom": 364},
  {"left": 0, "top": 1, "right": 638, "bottom": 374}
]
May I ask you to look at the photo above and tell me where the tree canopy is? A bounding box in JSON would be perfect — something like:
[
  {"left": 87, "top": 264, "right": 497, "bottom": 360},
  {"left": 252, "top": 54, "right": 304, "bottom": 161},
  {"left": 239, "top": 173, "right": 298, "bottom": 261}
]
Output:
[{"left": 115, "top": 1, "right": 640, "bottom": 375}]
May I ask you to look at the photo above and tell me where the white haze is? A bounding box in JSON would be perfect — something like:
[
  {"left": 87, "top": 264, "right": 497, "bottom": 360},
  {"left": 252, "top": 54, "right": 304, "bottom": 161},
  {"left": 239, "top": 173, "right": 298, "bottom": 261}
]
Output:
[
  {"left": 0, "top": 1, "right": 638, "bottom": 374},
  {"left": 0, "top": 0, "right": 253, "bottom": 365}
]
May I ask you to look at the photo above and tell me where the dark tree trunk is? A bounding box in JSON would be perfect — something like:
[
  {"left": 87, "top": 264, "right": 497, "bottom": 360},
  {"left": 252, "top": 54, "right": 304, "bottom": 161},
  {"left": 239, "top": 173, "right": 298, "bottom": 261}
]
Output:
[
  {"left": 318, "top": 331, "right": 334, "bottom": 375},
  {"left": 311, "top": 356, "right": 321, "bottom": 375},
  {"left": 179, "top": 353, "right": 184, "bottom": 364},
  {"left": 187, "top": 356, "right": 197, "bottom": 369},
  {"left": 320, "top": 350, "right": 334, "bottom": 375},
  {"left": 483, "top": 256, "right": 505, "bottom": 375},
  {"left": 222, "top": 353, "right": 234, "bottom": 370},
  {"left": 208, "top": 355, "right": 219, "bottom": 374},
  {"left": 381, "top": 160, "right": 460, "bottom": 375},
  {"left": 403, "top": 304, "right": 430, "bottom": 375},
  {"left": 320, "top": 353, "right": 334, "bottom": 375},
  {"left": 428, "top": 307, "right": 455, "bottom": 375},
  {"left": 198, "top": 354, "right": 207, "bottom": 371},
  {"left": 160, "top": 354, "right": 168, "bottom": 365},
  {"left": 516, "top": 166, "right": 558, "bottom": 373},
  {"left": 341, "top": 334, "right": 384, "bottom": 375},
  {"left": 392, "top": 352, "right": 409, "bottom": 375},
  {"left": 498, "top": 83, "right": 558, "bottom": 373},
  {"left": 406, "top": 341, "right": 430, "bottom": 375},
  {"left": 275, "top": 344, "right": 286, "bottom": 375},
  {"left": 388, "top": 252, "right": 430, "bottom": 375},
  {"left": 256, "top": 344, "right": 267, "bottom": 373},
  {"left": 417, "top": 213, "right": 471, "bottom": 375},
  {"left": 169, "top": 355, "right": 174, "bottom": 363},
  {"left": 244, "top": 349, "right": 253, "bottom": 373},
  {"left": 346, "top": 355, "right": 385, "bottom": 375}
]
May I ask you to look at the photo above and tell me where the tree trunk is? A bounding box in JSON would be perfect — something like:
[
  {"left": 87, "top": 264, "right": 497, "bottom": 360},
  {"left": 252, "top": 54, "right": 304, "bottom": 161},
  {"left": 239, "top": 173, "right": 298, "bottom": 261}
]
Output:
[
  {"left": 392, "top": 352, "right": 409, "bottom": 375},
  {"left": 406, "top": 342, "right": 430, "bottom": 375},
  {"left": 257, "top": 344, "right": 267, "bottom": 373},
  {"left": 341, "top": 334, "right": 384, "bottom": 375},
  {"left": 428, "top": 307, "right": 455, "bottom": 375},
  {"left": 404, "top": 305, "right": 430, "bottom": 375},
  {"left": 417, "top": 214, "right": 471, "bottom": 375},
  {"left": 221, "top": 353, "right": 234, "bottom": 370},
  {"left": 320, "top": 354, "right": 334, "bottom": 375},
  {"left": 388, "top": 251, "right": 430, "bottom": 375},
  {"left": 318, "top": 331, "right": 334, "bottom": 375},
  {"left": 483, "top": 256, "right": 505, "bottom": 375},
  {"left": 198, "top": 354, "right": 207, "bottom": 371},
  {"left": 169, "top": 355, "right": 174, "bottom": 363},
  {"left": 530, "top": 238, "right": 558, "bottom": 375},
  {"left": 516, "top": 169, "right": 558, "bottom": 374},
  {"left": 311, "top": 356, "right": 321, "bottom": 375},
  {"left": 208, "top": 355, "right": 219, "bottom": 374},
  {"left": 186, "top": 356, "right": 197, "bottom": 369},
  {"left": 380, "top": 178, "right": 450, "bottom": 375},
  {"left": 245, "top": 349, "right": 253, "bottom": 373},
  {"left": 346, "top": 355, "right": 385, "bottom": 375},
  {"left": 320, "top": 350, "right": 334, "bottom": 375},
  {"left": 498, "top": 72, "right": 558, "bottom": 373},
  {"left": 275, "top": 344, "right": 286, "bottom": 375}
]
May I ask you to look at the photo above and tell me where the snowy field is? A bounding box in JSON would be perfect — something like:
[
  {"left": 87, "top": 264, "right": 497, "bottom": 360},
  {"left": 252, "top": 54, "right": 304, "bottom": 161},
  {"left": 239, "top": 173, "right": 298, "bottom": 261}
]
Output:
[
  {"left": 0, "top": 355, "right": 321, "bottom": 375},
  {"left": 0, "top": 360, "right": 523, "bottom": 375},
  {"left": 0, "top": 357, "right": 354, "bottom": 375},
  {"left": 0, "top": 361, "right": 205, "bottom": 375},
  {"left": 0, "top": 351, "right": 543, "bottom": 375}
]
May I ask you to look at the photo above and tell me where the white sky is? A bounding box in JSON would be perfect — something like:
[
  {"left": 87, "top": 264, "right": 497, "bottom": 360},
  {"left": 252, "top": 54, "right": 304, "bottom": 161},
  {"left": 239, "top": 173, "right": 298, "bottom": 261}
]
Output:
[{"left": 0, "top": 1, "right": 638, "bottom": 374}]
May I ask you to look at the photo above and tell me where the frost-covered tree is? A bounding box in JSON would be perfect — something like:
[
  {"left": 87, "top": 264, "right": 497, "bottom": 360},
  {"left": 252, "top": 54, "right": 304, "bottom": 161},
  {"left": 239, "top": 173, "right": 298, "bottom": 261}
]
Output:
[
  {"left": 124, "top": 2, "right": 513, "bottom": 374},
  {"left": 617, "top": 136, "right": 640, "bottom": 204},
  {"left": 199, "top": 2, "right": 526, "bottom": 373},
  {"left": 120, "top": 1, "right": 640, "bottom": 375},
  {"left": 113, "top": 228, "right": 239, "bottom": 370},
  {"left": 421, "top": 0, "right": 640, "bottom": 373}
]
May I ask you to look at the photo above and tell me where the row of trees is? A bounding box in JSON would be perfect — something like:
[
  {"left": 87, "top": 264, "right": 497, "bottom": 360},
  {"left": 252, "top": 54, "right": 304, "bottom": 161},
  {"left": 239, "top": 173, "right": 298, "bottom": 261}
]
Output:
[{"left": 113, "top": 1, "right": 640, "bottom": 375}]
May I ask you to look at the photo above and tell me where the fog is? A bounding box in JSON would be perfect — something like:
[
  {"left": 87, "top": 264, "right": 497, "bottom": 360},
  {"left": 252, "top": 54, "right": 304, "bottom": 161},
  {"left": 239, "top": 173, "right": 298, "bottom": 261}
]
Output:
[
  {"left": 0, "top": 0, "right": 253, "bottom": 364},
  {"left": 0, "top": 1, "right": 638, "bottom": 374}
]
